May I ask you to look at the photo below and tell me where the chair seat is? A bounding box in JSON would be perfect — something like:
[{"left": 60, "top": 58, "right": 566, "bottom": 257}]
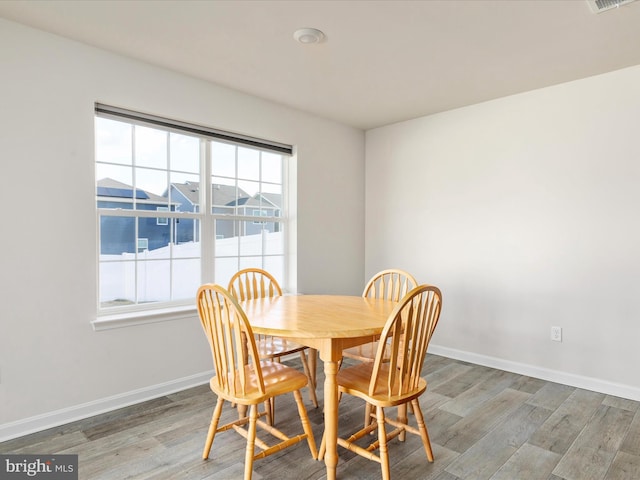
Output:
[
  {"left": 210, "top": 360, "right": 309, "bottom": 405},
  {"left": 337, "top": 362, "right": 426, "bottom": 407},
  {"left": 342, "top": 339, "right": 391, "bottom": 363},
  {"left": 256, "top": 337, "right": 307, "bottom": 359}
]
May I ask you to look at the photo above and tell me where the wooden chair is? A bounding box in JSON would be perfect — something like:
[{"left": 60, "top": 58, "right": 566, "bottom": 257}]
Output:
[
  {"left": 196, "top": 284, "right": 318, "bottom": 480},
  {"left": 321, "top": 284, "right": 442, "bottom": 480},
  {"left": 342, "top": 269, "right": 418, "bottom": 428},
  {"left": 228, "top": 268, "right": 318, "bottom": 424}
]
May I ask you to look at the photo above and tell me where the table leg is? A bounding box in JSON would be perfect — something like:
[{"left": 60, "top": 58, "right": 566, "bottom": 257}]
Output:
[{"left": 323, "top": 359, "right": 339, "bottom": 480}]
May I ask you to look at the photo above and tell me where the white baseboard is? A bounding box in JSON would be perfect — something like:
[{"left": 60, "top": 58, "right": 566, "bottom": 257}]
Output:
[
  {"left": 0, "top": 371, "right": 212, "bottom": 443},
  {"left": 4, "top": 347, "right": 640, "bottom": 443},
  {"left": 428, "top": 344, "right": 640, "bottom": 402}
]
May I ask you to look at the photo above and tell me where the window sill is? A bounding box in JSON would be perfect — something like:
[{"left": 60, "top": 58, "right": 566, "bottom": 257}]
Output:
[{"left": 92, "top": 304, "right": 197, "bottom": 331}]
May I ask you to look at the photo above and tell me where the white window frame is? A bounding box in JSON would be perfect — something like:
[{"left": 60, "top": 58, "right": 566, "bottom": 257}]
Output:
[{"left": 93, "top": 105, "right": 292, "bottom": 330}]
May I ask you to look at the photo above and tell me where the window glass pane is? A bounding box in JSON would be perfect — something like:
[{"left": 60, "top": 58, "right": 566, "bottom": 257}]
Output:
[
  {"left": 239, "top": 221, "right": 263, "bottom": 256},
  {"left": 100, "top": 216, "right": 135, "bottom": 255},
  {"left": 99, "top": 260, "right": 135, "bottom": 307},
  {"left": 211, "top": 141, "right": 236, "bottom": 177},
  {"left": 96, "top": 117, "right": 132, "bottom": 166},
  {"left": 170, "top": 132, "right": 199, "bottom": 174},
  {"left": 137, "top": 260, "right": 170, "bottom": 303},
  {"left": 139, "top": 217, "right": 170, "bottom": 257},
  {"left": 257, "top": 183, "right": 282, "bottom": 211},
  {"left": 264, "top": 223, "right": 284, "bottom": 255},
  {"left": 175, "top": 217, "right": 200, "bottom": 249},
  {"left": 96, "top": 165, "right": 135, "bottom": 210},
  {"left": 169, "top": 175, "right": 200, "bottom": 212},
  {"left": 237, "top": 147, "right": 259, "bottom": 181},
  {"left": 135, "top": 167, "right": 168, "bottom": 203},
  {"left": 239, "top": 256, "right": 263, "bottom": 272},
  {"left": 261, "top": 152, "right": 282, "bottom": 185},
  {"left": 172, "top": 259, "right": 201, "bottom": 300},
  {"left": 215, "top": 219, "right": 238, "bottom": 256},
  {"left": 238, "top": 179, "right": 259, "bottom": 199},
  {"left": 211, "top": 177, "right": 237, "bottom": 214},
  {"left": 263, "top": 256, "right": 285, "bottom": 286},
  {"left": 135, "top": 126, "right": 167, "bottom": 169},
  {"left": 215, "top": 257, "right": 239, "bottom": 288}
]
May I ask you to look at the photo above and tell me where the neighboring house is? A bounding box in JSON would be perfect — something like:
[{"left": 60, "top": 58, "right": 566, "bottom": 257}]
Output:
[
  {"left": 166, "top": 181, "right": 200, "bottom": 244},
  {"left": 170, "top": 181, "right": 281, "bottom": 238},
  {"left": 97, "top": 178, "right": 178, "bottom": 254},
  {"left": 243, "top": 192, "right": 282, "bottom": 236},
  {"left": 99, "top": 179, "right": 282, "bottom": 254}
]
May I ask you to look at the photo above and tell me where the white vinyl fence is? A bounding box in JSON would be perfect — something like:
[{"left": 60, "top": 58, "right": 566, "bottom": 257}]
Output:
[{"left": 100, "top": 231, "right": 283, "bottom": 305}]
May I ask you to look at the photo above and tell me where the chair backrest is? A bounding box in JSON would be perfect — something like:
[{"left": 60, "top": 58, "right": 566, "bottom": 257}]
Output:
[
  {"left": 196, "top": 283, "right": 265, "bottom": 397},
  {"left": 362, "top": 269, "right": 418, "bottom": 301},
  {"left": 228, "top": 268, "right": 283, "bottom": 301},
  {"left": 368, "top": 285, "right": 442, "bottom": 398}
]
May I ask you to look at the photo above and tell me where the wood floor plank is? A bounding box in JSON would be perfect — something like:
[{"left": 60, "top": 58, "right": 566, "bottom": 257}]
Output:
[
  {"left": 526, "top": 381, "right": 574, "bottom": 411},
  {"left": 552, "top": 405, "right": 634, "bottom": 480},
  {"left": 528, "top": 388, "right": 605, "bottom": 455},
  {"left": 605, "top": 451, "right": 640, "bottom": 480},
  {"left": 620, "top": 409, "right": 640, "bottom": 456},
  {"left": 603, "top": 395, "right": 640, "bottom": 413},
  {"left": 424, "top": 361, "right": 474, "bottom": 391},
  {"left": 431, "top": 364, "right": 496, "bottom": 399},
  {"left": 510, "top": 375, "right": 547, "bottom": 395},
  {"left": 489, "top": 443, "right": 561, "bottom": 480},
  {"left": 395, "top": 443, "right": 459, "bottom": 480},
  {"left": 439, "top": 368, "right": 519, "bottom": 417},
  {"left": 444, "top": 404, "right": 551, "bottom": 480},
  {"left": 437, "top": 388, "right": 531, "bottom": 453}
]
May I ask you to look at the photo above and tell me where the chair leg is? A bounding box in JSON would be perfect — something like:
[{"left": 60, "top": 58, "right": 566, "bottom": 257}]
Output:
[
  {"left": 308, "top": 348, "right": 317, "bottom": 388},
  {"left": 318, "top": 431, "right": 326, "bottom": 460},
  {"left": 203, "top": 397, "right": 225, "bottom": 459},
  {"left": 364, "top": 402, "right": 374, "bottom": 430},
  {"left": 376, "top": 406, "right": 391, "bottom": 480},
  {"left": 411, "top": 399, "right": 434, "bottom": 462},
  {"left": 243, "top": 404, "right": 258, "bottom": 480},
  {"left": 264, "top": 399, "right": 273, "bottom": 426},
  {"left": 293, "top": 389, "right": 318, "bottom": 459},
  {"left": 299, "top": 350, "right": 319, "bottom": 408},
  {"left": 269, "top": 397, "right": 276, "bottom": 426},
  {"left": 398, "top": 403, "right": 408, "bottom": 441}
]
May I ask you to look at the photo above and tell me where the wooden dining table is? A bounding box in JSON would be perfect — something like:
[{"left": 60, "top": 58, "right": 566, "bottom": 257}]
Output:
[{"left": 240, "top": 294, "right": 397, "bottom": 480}]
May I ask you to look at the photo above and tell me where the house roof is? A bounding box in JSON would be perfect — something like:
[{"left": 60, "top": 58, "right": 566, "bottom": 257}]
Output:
[
  {"left": 97, "top": 178, "right": 168, "bottom": 203},
  {"left": 171, "top": 181, "right": 257, "bottom": 207},
  {"left": 257, "top": 192, "right": 282, "bottom": 209},
  {"left": 99, "top": 179, "right": 282, "bottom": 209}
]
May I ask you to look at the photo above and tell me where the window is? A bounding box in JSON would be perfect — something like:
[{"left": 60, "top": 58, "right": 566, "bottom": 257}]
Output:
[
  {"left": 137, "top": 238, "right": 149, "bottom": 252},
  {"left": 95, "top": 105, "right": 291, "bottom": 318},
  {"left": 156, "top": 207, "right": 169, "bottom": 225}
]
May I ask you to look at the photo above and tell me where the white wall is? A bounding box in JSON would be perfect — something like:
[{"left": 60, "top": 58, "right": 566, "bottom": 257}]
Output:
[
  {"left": 0, "top": 18, "right": 364, "bottom": 434},
  {"left": 366, "top": 65, "right": 640, "bottom": 398}
]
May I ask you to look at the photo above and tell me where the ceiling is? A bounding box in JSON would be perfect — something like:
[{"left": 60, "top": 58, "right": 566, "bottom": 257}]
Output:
[{"left": 1, "top": 0, "right": 640, "bottom": 130}]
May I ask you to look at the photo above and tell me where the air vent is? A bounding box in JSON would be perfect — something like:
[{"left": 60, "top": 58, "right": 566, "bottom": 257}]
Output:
[{"left": 587, "top": 0, "right": 637, "bottom": 13}]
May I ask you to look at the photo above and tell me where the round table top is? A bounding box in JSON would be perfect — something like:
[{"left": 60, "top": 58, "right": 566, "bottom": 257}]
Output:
[{"left": 240, "top": 294, "right": 396, "bottom": 339}]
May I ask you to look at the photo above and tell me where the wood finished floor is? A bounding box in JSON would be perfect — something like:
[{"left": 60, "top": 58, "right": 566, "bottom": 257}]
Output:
[{"left": 2, "top": 354, "right": 640, "bottom": 480}]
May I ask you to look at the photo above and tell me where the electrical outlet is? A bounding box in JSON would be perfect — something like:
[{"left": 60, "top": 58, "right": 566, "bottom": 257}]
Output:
[{"left": 551, "top": 326, "right": 562, "bottom": 342}]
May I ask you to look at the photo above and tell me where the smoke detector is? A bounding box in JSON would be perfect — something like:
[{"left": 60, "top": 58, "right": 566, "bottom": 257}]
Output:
[
  {"left": 293, "top": 28, "right": 326, "bottom": 44},
  {"left": 587, "top": 0, "right": 637, "bottom": 13}
]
